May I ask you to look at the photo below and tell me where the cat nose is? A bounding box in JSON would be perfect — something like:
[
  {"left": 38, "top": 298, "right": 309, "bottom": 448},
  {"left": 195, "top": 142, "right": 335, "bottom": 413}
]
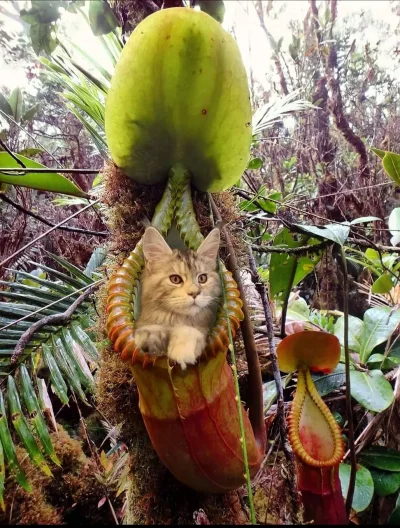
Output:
[{"left": 188, "top": 289, "right": 199, "bottom": 298}]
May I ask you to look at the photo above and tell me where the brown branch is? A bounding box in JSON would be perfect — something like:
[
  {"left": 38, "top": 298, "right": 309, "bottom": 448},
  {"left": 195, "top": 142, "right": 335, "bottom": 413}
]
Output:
[
  {"left": 0, "top": 199, "right": 101, "bottom": 269},
  {"left": 0, "top": 194, "right": 108, "bottom": 237},
  {"left": 162, "top": 0, "right": 184, "bottom": 7},
  {"left": 248, "top": 247, "right": 299, "bottom": 521},
  {"left": 324, "top": 0, "right": 370, "bottom": 179},
  {"left": 11, "top": 283, "right": 99, "bottom": 364},
  {"left": 209, "top": 195, "right": 266, "bottom": 453}
]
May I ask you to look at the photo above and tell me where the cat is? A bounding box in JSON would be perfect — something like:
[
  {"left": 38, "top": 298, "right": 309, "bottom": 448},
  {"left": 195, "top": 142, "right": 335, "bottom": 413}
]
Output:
[{"left": 133, "top": 226, "right": 221, "bottom": 370}]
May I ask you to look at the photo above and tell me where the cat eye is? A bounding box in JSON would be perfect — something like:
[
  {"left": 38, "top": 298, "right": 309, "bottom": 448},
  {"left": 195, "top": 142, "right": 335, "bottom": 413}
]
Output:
[
  {"left": 198, "top": 274, "right": 207, "bottom": 284},
  {"left": 169, "top": 274, "right": 183, "bottom": 284}
]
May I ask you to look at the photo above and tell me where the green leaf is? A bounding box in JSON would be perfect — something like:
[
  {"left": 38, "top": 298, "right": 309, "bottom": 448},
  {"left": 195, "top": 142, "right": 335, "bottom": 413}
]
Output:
[
  {"left": 389, "top": 208, "right": 400, "bottom": 246},
  {"left": 247, "top": 157, "right": 263, "bottom": 170},
  {"left": 361, "top": 447, "right": 400, "bottom": 471},
  {"left": 7, "top": 377, "right": 52, "bottom": 477},
  {"left": 372, "top": 273, "right": 393, "bottom": 294},
  {"left": 41, "top": 343, "right": 69, "bottom": 405},
  {"left": 84, "top": 247, "right": 107, "bottom": 278},
  {"left": 0, "top": 440, "right": 5, "bottom": 511},
  {"left": 19, "top": 366, "right": 60, "bottom": 466},
  {"left": 30, "top": 23, "right": 59, "bottom": 55},
  {"left": 371, "top": 147, "right": 386, "bottom": 160},
  {"left": 388, "top": 494, "right": 400, "bottom": 525},
  {"left": 382, "top": 152, "right": 400, "bottom": 185},
  {"left": 9, "top": 88, "right": 23, "bottom": 122},
  {"left": 312, "top": 364, "right": 346, "bottom": 397},
  {"left": 69, "top": 324, "right": 99, "bottom": 362},
  {"left": 350, "top": 369, "right": 394, "bottom": 412},
  {"left": 270, "top": 228, "right": 323, "bottom": 300},
  {"left": 0, "top": 391, "right": 30, "bottom": 491},
  {"left": 350, "top": 216, "right": 381, "bottom": 225},
  {"left": 20, "top": 2, "right": 62, "bottom": 25},
  {"left": 17, "top": 148, "right": 44, "bottom": 157},
  {"left": 370, "top": 469, "right": 400, "bottom": 497},
  {"left": 88, "top": 0, "right": 119, "bottom": 36},
  {"left": 0, "top": 93, "right": 13, "bottom": 117},
  {"left": 197, "top": 0, "right": 225, "bottom": 23},
  {"left": 339, "top": 463, "right": 374, "bottom": 513},
  {"left": 295, "top": 223, "right": 350, "bottom": 246},
  {"left": 359, "top": 307, "right": 400, "bottom": 363},
  {"left": 0, "top": 153, "right": 88, "bottom": 197},
  {"left": 22, "top": 103, "right": 41, "bottom": 122},
  {"left": 334, "top": 315, "right": 364, "bottom": 353}
]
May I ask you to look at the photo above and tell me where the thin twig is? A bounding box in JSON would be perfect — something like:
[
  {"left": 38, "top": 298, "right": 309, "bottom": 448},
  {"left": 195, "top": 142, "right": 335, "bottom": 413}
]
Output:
[
  {"left": 339, "top": 246, "right": 357, "bottom": 515},
  {"left": 0, "top": 198, "right": 100, "bottom": 268},
  {"left": 11, "top": 282, "right": 101, "bottom": 363},
  {"left": 209, "top": 194, "right": 266, "bottom": 452},
  {"left": 0, "top": 138, "right": 26, "bottom": 168},
  {"left": 251, "top": 242, "right": 327, "bottom": 255},
  {"left": 71, "top": 393, "right": 119, "bottom": 525},
  {"left": 248, "top": 247, "right": 298, "bottom": 521},
  {"left": 0, "top": 194, "right": 108, "bottom": 237},
  {"left": 0, "top": 108, "right": 62, "bottom": 167}
]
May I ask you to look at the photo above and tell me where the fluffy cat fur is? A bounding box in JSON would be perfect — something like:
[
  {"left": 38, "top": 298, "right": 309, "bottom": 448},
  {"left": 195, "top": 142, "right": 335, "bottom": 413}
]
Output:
[{"left": 134, "top": 227, "right": 221, "bottom": 369}]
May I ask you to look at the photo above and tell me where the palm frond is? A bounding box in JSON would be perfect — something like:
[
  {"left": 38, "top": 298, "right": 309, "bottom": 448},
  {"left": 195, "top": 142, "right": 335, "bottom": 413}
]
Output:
[
  {"left": 252, "top": 89, "right": 317, "bottom": 136},
  {"left": 0, "top": 251, "right": 102, "bottom": 506}
]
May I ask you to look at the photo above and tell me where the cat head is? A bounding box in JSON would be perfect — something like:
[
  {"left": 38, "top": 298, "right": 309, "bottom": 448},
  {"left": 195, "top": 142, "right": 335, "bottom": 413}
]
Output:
[{"left": 141, "top": 227, "right": 221, "bottom": 316}]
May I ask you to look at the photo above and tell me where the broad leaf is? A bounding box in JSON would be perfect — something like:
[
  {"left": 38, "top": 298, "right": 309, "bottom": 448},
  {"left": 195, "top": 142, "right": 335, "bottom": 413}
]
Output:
[
  {"left": 371, "top": 273, "right": 393, "bottom": 294},
  {"left": 370, "top": 469, "right": 400, "bottom": 497},
  {"left": 197, "top": 0, "right": 225, "bottom": 23},
  {"left": 270, "top": 228, "right": 323, "bottom": 301},
  {"left": 247, "top": 157, "right": 263, "bottom": 170},
  {"left": 9, "top": 88, "right": 23, "bottom": 122},
  {"left": 361, "top": 447, "right": 400, "bottom": 471},
  {"left": 88, "top": 0, "right": 119, "bottom": 36},
  {"left": 382, "top": 151, "right": 400, "bottom": 185},
  {"left": 389, "top": 208, "right": 400, "bottom": 246},
  {"left": 350, "top": 369, "right": 394, "bottom": 412},
  {"left": 30, "top": 23, "right": 59, "bottom": 55},
  {"left": 339, "top": 463, "right": 374, "bottom": 513},
  {"left": 22, "top": 103, "right": 41, "bottom": 122},
  {"left": 388, "top": 494, "right": 400, "bottom": 525},
  {"left": 0, "top": 93, "right": 12, "bottom": 117},
  {"left": 334, "top": 315, "right": 364, "bottom": 354},
  {"left": 295, "top": 223, "right": 350, "bottom": 246},
  {"left": 0, "top": 153, "right": 88, "bottom": 197},
  {"left": 312, "top": 364, "right": 346, "bottom": 397},
  {"left": 359, "top": 307, "right": 400, "bottom": 363}
]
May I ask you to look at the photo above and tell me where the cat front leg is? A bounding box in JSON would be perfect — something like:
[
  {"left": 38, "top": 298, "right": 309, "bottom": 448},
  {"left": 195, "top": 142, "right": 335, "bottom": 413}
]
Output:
[
  {"left": 167, "top": 326, "right": 206, "bottom": 370},
  {"left": 134, "top": 324, "right": 169, "bottom": 356}
]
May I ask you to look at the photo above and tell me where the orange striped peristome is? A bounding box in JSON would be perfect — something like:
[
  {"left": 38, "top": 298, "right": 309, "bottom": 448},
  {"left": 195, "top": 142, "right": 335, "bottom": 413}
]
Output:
[{"left": 106, "top": 244, "right": 244, "bottom": 368}]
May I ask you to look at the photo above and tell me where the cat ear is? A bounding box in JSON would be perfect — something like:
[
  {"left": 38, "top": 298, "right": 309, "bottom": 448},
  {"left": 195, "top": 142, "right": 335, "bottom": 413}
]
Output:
[
  {"left": 197, "top": 228, "right": 220, "bottom": 261},
  {"left": 142, "top": 227, "right": 172, "bottom": 261}
]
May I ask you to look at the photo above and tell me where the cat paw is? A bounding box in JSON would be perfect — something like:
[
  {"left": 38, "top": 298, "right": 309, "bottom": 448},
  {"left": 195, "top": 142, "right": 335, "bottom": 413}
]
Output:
[
  {"left": 134, "top": 325, "right": 169, "bottom": 356},
  {"left": 167, "top": 328, "right": 205, "bottom": 370}
]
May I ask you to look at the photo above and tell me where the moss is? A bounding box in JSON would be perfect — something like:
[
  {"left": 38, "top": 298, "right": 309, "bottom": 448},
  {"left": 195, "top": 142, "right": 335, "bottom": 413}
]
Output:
[{"left": 0, "top": 426, "right": 119, "bottom": 526}]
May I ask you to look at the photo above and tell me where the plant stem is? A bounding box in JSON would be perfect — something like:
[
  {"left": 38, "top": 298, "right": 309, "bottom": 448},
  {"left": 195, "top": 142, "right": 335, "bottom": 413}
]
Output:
[
  {"left": 340, "top": 245, "right": 356, "bottom": 516},
  {"left": 218, "top": 258, "right": 256, "bottom": 525},
  {"left": 248, "top": 248, "right": 298, "bottom": 520},
  {"left": 209, "top": 195, "right": 265, "bottom": 452}
]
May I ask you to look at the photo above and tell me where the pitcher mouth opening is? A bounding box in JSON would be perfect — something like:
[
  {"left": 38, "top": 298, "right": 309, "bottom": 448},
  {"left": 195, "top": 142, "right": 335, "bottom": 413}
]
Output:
[{"left": 106, "top": 242, "right": 243, "bottom": 369}]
